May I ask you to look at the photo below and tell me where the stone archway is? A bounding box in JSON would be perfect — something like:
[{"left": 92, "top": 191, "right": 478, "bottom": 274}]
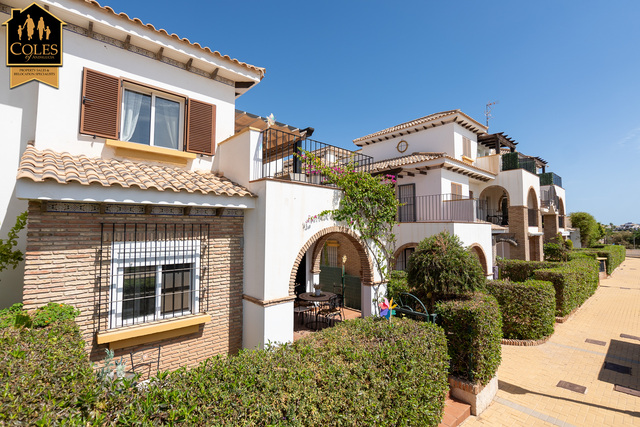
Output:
[
  {"left": 479, "top": 185, "right": 510, "bottom": 226},
  {"left": 288, "top": 226, "right": 374, "bottom": 297},
  {"left": 469, "top": 243, "right": 490, "bottom": 276},
  {"left": 393, "top": 243, "right": 418, "bottom": 271}
]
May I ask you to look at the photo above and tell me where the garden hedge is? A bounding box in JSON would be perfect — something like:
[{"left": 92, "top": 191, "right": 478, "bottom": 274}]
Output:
[
  {"left": 1, "top": 313, "right": 450, "bottom": 426},
  {"left": 575, "top": 245, "right": 625, "bottom": 275},
  {"left": 496, "top": 259, "right": 557, "bottom": 282},
  {"left": 486, "top": 280, "right": 555, "bottom": 340},
  {"left": 533, "top": 258, "right": 599, "bottom": 317},
  {"left": 435, "top": 293, "right": 502, "bottom": 385},
  {"left": 0, "top": 311, "right": 99, "bottom": 425}
]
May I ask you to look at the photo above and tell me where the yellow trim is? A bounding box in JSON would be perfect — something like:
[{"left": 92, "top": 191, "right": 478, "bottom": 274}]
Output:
[
  {"left": 106, "top": 139, "right": 197, "bottom": 166},
  {"left": 461, "top": 155, "right": 474, "bottom": 165},
  {"left": 96, "top": 313, "right": 210, "bottom": 350},
  {"left": 326, "top": 240, "right": 340, "bottom": 247}
]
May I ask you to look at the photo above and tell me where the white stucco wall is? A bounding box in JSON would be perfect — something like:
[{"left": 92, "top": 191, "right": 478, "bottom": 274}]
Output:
[
  {"left": 479, "top": 169, "right": 541, "bottom": 207},
  {"left": 0, "top": 1, "right": 259, "bottom": 307},
  {"left": 357, "top": 123, "right": 455, "bottom": 161}
]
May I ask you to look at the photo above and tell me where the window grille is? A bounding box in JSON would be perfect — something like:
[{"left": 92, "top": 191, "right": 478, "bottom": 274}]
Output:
[
  {"left": 98, "top": 223, "right": 210, "bottom": 331},
  {"left": 395, "top": 247, "right": 415, "bottom": 271}
]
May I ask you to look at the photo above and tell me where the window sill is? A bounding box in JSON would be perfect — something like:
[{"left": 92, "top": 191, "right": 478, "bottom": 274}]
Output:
[
  {"left": 96, "top": 313, "right": 211, "bottom": 350},
  {"left": 106, "top": 139, "right": 197, "bottom": 166}
]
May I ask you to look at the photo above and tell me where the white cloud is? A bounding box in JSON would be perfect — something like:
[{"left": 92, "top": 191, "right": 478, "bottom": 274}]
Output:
[{"left": 617, "top": 126, "right": 640, "bottom": 150}]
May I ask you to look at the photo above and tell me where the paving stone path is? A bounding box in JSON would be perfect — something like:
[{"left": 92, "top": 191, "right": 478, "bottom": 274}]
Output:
[{"left": 463, "top": 256, "right": 640, "bottom": 426}]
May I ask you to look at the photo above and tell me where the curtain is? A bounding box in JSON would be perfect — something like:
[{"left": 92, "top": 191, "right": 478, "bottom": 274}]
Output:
[
  {"left": 154, "top": 97, "right": 180, "bottom": 150},
  {"left": 121, "top": 90, "right": 146, "bottom": 142}
]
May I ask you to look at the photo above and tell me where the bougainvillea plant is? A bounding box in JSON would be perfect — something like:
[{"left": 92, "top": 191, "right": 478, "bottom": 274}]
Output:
[{"left": 298, "top": 150, "right": 400, "bottom": 311}]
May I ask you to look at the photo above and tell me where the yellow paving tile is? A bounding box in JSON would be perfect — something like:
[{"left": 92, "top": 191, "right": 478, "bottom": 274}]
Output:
[{"left": 463, "top": 256, "right": 640, "bottom": 427}]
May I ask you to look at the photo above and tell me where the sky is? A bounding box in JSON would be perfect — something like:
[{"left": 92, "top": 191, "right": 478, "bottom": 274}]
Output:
[{"left": 101, "top": 0, "right": 640, "bottom": 225}]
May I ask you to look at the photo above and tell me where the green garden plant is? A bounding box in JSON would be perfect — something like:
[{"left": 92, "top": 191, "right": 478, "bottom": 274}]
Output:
[
  {"left": 486, "top": 280, "right": 555, "bottom": 340},
  {"left": 436, "top": 293, "right": 502, "bottom": 385},
  {"left": 407, "top": 232, "right": 485, "bottom": 309},
  {"left": 0, "top": 211, "right": 27, "bottom": 276},
  {"left": 299, "top": 151, "right": 400, "bottom": 309}
]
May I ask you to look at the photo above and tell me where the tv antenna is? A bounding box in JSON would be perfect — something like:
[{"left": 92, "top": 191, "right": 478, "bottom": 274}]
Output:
[{"left": 485, "top": 101, "right": 498, "bottom": 127}]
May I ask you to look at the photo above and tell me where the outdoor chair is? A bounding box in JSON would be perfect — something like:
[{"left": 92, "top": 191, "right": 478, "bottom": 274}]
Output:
[
  {"left": 294, "top": 299, "right": 314, "bottom": 325},
  {"left": 317, "top": 294, "right": 344, "bottom": 326}
]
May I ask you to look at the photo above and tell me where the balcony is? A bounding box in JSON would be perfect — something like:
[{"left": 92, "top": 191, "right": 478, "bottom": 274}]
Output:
[
  {"left": 484, "top": 208, "right": 509, "bottom": 226},
  {"left": 539, "top": 172, "right": 563, "bottom": 188},
  {"left": 398, "top": 193, "right": 487, "bottom": 223},
  {"left": 501, "top": 152, "right": 537, "bottom": 174},
  {"left": 259, "top": 129, "right": 373, "bottom": 184},
  {"left": 559, "top": 215, "right": 565, "bottom": 228}
]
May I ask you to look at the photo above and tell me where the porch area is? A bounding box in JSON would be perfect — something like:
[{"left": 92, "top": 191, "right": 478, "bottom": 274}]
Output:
[{"left": 293, "top": 306, "right": 362, "bottom": 341}]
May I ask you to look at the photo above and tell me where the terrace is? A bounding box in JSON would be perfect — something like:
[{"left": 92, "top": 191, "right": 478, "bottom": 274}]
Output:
[
  {"left": 259, "top": 128, "right": 374, "bottom": 184},
  {"left": 397, "top": 193, "right": 487, "bottom": 223}
]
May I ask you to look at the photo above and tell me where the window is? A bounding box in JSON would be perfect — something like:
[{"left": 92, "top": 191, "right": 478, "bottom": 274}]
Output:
[
  {"left": 451, "top": 183, "right": 463, "bottom": 200},
  {"left": 121, "top": 87, "right": 184, "bottom": 150},
  {"left": 462, "top": 136, "right": 472, "bottom": 158},
  {"left": 322, "top": 241, "right": 339, "bottom": 267},
  {"left": 110, "top": 240, "right": 200, "bottom": 328},
  {"left": 80, "top": 68, "right": 216, "bottom": 155},
  {"left": 395, "top": 247, "right": 415, "bottom": 271},
  {"left": 398, "top": 184, "right": 416, "bottom": 222}
]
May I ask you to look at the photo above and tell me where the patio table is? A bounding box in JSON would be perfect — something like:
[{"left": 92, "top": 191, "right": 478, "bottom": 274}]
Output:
[{"left": 298, "top": 291, "right": 336, "bottom": 330}]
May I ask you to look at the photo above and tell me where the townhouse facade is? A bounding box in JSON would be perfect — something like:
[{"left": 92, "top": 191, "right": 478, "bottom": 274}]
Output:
[{"left": 1, "top": 0, "right": 571, "bottom": 372}]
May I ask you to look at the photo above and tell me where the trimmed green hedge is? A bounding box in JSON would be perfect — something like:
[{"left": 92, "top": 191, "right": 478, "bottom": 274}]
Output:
[
  {"left": 0, "top": 317, "right": 99, "bottom": 425},
  {"left": 486, "top": 280, "right": 555, "bottom": 340},
  {"left": 435, "top": 294, "right": 502, "bottom": 385},
  {"left": 497, "top": 259, "right": 557, "bottom": 282},
  {"left": 534, "top": 258, "right": 599, "bottom": 317},
  {"left": 1, "top": 315, "right": 450, "bottom": 426},
  {"left": 575, "top": 245, "right": 625, "bottom": 275}
]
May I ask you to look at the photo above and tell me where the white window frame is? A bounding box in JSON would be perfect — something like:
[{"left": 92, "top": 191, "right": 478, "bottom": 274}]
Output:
[
  {"left": 110, "top": 239, "right": 200, "bottom": 329},
  {"left": 120, "top": 83, "right": 185, "bottom": 150}
]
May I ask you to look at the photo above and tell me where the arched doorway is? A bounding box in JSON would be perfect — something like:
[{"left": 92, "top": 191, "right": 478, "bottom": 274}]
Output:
[
  {"left": 469, "top": 244, "right": 489, "bottom": 276},
  {"left": 393, "top": 243, "right": 418, "bottom": 271},
  {"left": 289, "top": 226, "right": 374, "bottom": 318},
  {"left": 479, "top": 186, "right": 510, "bottom": 226}
]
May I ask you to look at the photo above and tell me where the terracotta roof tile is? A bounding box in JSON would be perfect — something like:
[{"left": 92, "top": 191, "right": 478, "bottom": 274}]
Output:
[
  {"left": 17, "top": 147, "right": 255, "bottom": 198},
  {"left": 83, "top": 1, "right": 265, "bottom": 79},
  {"left": 353, "top": 110, "right": 487, "bottom": 145},
  {"left": 365, "top": 152, "right": 446, "bottom": 173}
]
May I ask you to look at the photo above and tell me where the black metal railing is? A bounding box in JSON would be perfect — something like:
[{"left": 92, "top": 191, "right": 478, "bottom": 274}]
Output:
[
  {"left": 528, "top": 208, "right": 538, "bottom": 226},
  {"left": 501, "top": 152, "right": 537, "bottom": 174},
  {"left": 539, "top": 172, "right": 563, "bottom": 188},
  {"left": 397, "top": 194, "right": 486, "bottom": 223},
  {"left": 260, "top": 128, "right": 374, "bottom": 184},
  {"left": 484, "top": 208, "right": 509, "bottom": 226},
  {"left": 97, "top": 223, "right": 210, "bottom": 331}
]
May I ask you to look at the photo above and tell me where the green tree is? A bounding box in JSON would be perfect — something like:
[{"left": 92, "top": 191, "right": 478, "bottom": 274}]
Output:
[
  {"left": 406, "top": 231, "right": 485, "bottom": 310},
  {"left": 300, "top": 151, "right": 400, "bottom": 308},
  {"left": 569, "top": 212, "right": 600, "bottom": 247},
  {"left": 0, "top": 211, "right": 27, "bottom": 276}
]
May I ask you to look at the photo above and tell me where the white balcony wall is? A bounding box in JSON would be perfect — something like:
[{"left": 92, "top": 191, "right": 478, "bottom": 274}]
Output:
[{"left": 480, "top": 169, "right": 541, "bottom": 207}]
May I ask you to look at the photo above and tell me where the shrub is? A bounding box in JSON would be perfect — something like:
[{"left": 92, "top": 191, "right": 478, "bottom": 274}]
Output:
[
  {"left": 534, "top": 258, "right": 599, "bottom": 317},
  {"left": 497, "top": 259, "right": 557, "bottom": 282},
  {"left": 0, "top": 317, "right": 100, "bottom": 425},
  {"left": 435, "top": 293, "right": 502, "bottom": 385},
  {"left": 544, "top": 234, "right": 571, "bottom": 262},
  {"left": 407, "top": 232, "right": 485, "bottom": 309},
  {"left": 578, "top": 245, "right": 626, "bottom": 274},
  {"left": 486, "top": 280, "right": 555, "bottom": 340},
  {"left": 32, "top": 302, "right": 81, "bottom": 327},
  {"left": 0, "top": 211, "right": 27, "bottom": 275},
  {"left": 102, "top": 317, "right": 450, "bottom": 426},
  {"left": 387, "top": 269, "right": 410, "bottom": 301},
  {"left": 2, "top": 316, "right": 450, "bottom": 426}
]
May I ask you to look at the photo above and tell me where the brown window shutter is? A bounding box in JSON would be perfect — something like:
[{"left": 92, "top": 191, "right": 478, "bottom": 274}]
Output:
[
  {"left": 451, "top": 183, "right": 462, "bottom": 200},
  {"left": 79, "top": 68, "right": 121, "bottom": 139},
  {"left": 186, "top": 99, "right": 216, "bottom": 155}
]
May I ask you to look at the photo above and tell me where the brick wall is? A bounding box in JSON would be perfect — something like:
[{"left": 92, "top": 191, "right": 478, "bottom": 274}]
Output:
[
  {"left": 509, "top": 206, "right": 529, "bottom": 260},
  {"left": 543, "top": 213, "right": 559, "bottom": 243},
  {"left": 22, "top": 201, "right": 244, "bottom": 373}
]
